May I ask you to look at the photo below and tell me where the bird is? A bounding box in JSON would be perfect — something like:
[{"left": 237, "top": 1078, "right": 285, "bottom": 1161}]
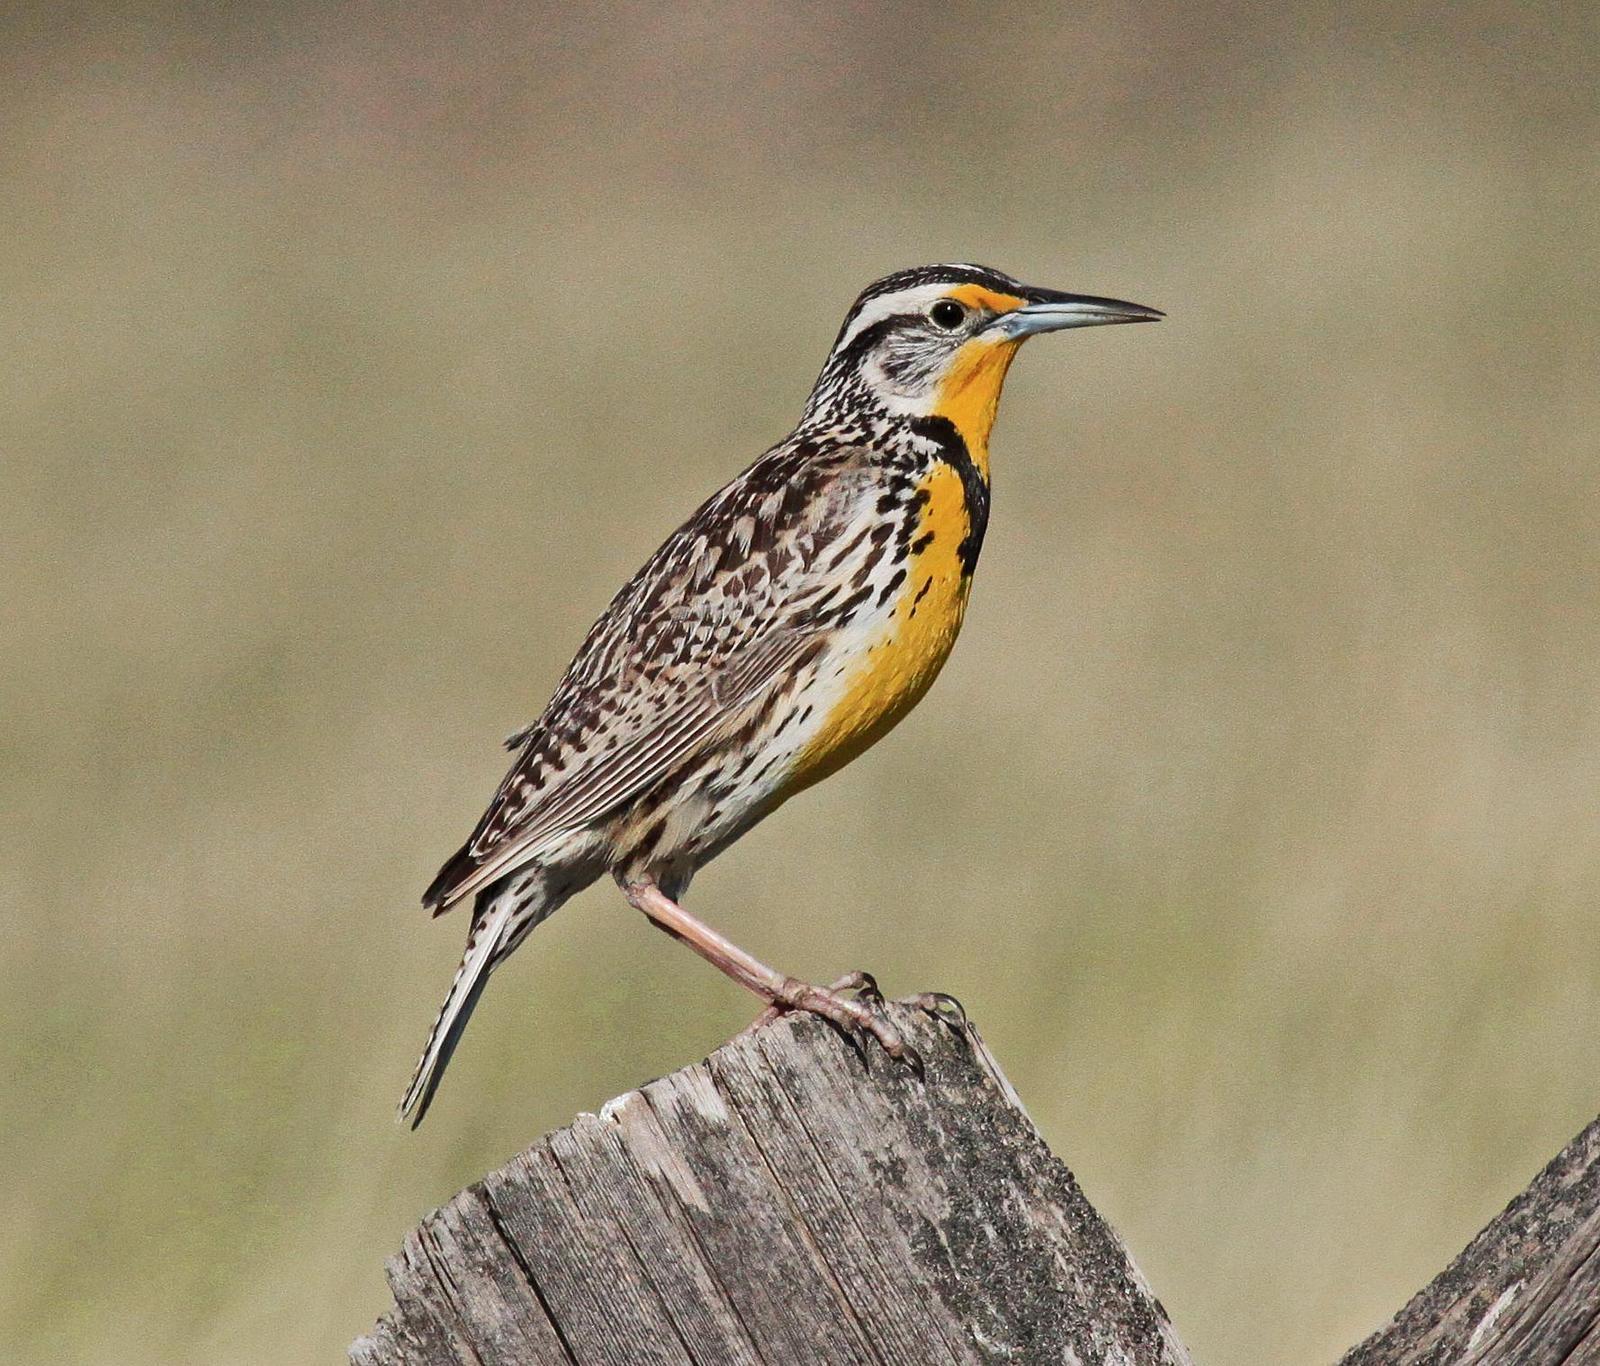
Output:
[{"left": 399, "top": 263, "right": 1161, "bottom": 1126}]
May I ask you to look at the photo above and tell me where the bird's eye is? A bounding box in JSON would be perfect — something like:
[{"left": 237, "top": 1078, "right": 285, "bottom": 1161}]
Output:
[{"left": 929, "top": 300, "right": 966, "bottom": 330}]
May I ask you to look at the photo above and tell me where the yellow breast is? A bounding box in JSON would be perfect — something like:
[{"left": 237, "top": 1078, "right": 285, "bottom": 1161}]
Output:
[{"left": 787, "top": 462, "right": 975, "bottom": 792}]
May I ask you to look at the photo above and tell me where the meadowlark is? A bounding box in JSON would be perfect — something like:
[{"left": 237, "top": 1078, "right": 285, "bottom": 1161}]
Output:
[{"left": 399, "top": 263, "right": 1161, "bottom": 1125}]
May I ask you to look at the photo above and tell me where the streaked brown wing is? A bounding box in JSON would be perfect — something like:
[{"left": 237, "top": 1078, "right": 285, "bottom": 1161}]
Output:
[
  {"left": 424, "top": 628, "right": 820, "bottom": 910},
  {"left": 423, "top": 438, "right": 867, "bottom": 913}
]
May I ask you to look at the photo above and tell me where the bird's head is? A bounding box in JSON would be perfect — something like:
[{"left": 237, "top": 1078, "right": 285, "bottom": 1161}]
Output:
[{"left": 803, "top": 263, "right": 1161, "bottom": 456}]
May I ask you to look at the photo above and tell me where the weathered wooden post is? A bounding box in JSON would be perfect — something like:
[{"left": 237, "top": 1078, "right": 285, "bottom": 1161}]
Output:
[
  {"left": 352, "top": 1001, "right": 1192, "bottom": 1364},
  {"left": 353, "top": 998, "right": 1600, "bottom": 1364},
  {"left": 1340, "top": 1115, "right": 1600, "bottom": 1365}
]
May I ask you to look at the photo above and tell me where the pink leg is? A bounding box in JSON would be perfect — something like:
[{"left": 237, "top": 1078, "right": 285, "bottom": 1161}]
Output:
[{"left": 620, "top": 879, "right": 914, "bottom": 1065}]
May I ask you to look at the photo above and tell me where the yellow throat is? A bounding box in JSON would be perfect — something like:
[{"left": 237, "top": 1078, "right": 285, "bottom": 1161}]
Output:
[
  {"left": 931, "top": 283, "right": 1030, "bottom": 472},
  {"left": 787, "top": 296, "right": 1027, "bottom": 793}
]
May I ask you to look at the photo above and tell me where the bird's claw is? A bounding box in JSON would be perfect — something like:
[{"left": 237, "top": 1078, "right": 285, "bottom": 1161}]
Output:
[
  {"left": 851, "top": 1020, "right": 923, "bottom": 1081},
  {"left": 843, "top": 991, "right": 923, "bottom": 1080},
  {"left": 844, "top": 970, "right": 884, "bottom": 1006},
  {"left": 897, "top": 1040, "right": 926, "bottom": 1080},
  {"left": 908, "top": 990, "right": 969, "bottom": 1037}
]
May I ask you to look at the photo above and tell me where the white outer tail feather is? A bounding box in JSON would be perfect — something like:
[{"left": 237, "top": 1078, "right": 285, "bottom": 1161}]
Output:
[{"left": 396, "top": 897, "right": 517, "bottom": 1128}]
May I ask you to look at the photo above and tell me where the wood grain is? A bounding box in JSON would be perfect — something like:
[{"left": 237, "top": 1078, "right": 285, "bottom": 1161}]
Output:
[
  {"left": 353, "top": 1000, "right": 1193, "bottom": 1365},
  {"left": 357, "top": 1000, "right": 1600, "bottom": 1364}
]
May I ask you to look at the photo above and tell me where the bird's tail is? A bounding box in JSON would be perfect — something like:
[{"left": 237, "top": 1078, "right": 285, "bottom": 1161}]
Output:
[{"left": 397, "top": 895, "right": 519, "bottom": 1129}]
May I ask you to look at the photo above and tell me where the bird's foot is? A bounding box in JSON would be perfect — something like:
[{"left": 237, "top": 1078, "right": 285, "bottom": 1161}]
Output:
[
  {"left": 741, "top": 971, "right": 873, "bottom": 1036},
  {"left": 905, "top": 990, "right": 969, "bottom": 1037},
  {"left": 742, "top": 971, "right": 922, "bottom": 1076}
]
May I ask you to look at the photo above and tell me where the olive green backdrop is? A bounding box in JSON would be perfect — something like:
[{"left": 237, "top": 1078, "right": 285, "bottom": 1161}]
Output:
[{"left": 5, "top": 3, "right": 1598, "bottom": 1362}]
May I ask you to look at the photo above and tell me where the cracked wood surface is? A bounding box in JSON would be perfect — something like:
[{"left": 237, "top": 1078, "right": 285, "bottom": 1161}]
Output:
[{"left": 351, "top": 1000, "right": 1193, "bottom": 1365}]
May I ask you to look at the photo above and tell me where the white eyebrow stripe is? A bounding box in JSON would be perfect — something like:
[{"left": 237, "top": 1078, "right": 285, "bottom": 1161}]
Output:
[{"left": 833, "top": 283, "right": 959, "bottom": 351}]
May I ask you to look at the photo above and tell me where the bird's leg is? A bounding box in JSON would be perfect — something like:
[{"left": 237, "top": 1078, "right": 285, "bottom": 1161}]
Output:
[{"left": 619, "top": 879, "right": 914, "bottom": 1066}]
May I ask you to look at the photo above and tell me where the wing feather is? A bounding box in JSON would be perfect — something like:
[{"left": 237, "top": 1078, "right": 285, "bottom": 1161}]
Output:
[
  {"left": 424, "top": 439, "right": 868, "bottom": 913},
  {"left": 424, "top": 627, "right": 818, "bottom": 910}
]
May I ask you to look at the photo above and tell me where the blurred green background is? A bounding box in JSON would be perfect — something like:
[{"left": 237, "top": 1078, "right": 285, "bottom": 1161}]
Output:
[{"left": 4, "top": 2, "right": 1598, "bottom": 1362}]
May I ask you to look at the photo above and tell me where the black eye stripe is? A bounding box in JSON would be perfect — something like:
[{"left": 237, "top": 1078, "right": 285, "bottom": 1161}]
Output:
[{"left": 832, "top": 312, "right": 923, "bottom": 365}]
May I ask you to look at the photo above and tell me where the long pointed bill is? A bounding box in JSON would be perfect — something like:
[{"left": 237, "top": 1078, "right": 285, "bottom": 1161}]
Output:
[{"left": 985, "top": 292, "right": 1164, "bottom": 339}]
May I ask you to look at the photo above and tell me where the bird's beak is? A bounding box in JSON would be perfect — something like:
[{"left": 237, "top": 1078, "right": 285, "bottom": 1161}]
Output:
[{"left": 984, "top": 290, "right": 1164, "bottom": 339}]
